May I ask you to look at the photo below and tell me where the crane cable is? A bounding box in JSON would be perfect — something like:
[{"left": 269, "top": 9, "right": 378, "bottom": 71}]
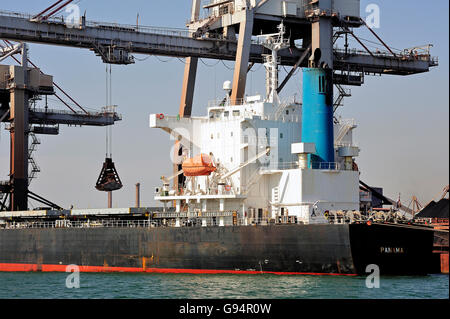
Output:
[{"left": 105, "top": 64, "right": 113, "bottom": 158}]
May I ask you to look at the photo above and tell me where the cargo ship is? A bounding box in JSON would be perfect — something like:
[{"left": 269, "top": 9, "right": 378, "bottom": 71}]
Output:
[{"left": 0, "top": 24, "right": 436, "bottom": 276}]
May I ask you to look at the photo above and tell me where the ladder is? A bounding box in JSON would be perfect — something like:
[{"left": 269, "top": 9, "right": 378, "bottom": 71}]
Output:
[
  {"left": 335, "top": 119, "right": 356, "bottom": 146},
  {"left": 333, "top": 84, "right": 351, "bottom": 113},
  {"left": 271, "top": 186, "right": 280, "bottom": 215},
  {"left": 28, "top": 132, "right": 41, "bottom": 185}
]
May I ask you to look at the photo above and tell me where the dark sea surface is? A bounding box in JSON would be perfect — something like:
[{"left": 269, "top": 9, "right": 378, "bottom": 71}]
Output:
[{"left": 0, "top": 272, "right": 447, "bottom": 299}]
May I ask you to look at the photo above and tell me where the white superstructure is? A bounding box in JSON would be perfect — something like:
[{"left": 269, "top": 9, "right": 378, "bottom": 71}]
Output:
[
  {"left": 149, "top": 25, "right": 360, "bottom": 225},
  {"left": 150, "top": 97, "right": 359, "bottom": 225}
]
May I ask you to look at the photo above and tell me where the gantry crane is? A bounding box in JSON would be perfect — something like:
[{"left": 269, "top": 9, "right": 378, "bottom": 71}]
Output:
[{"left": 0, "top": 0, "right": 438, "bottom": 211}]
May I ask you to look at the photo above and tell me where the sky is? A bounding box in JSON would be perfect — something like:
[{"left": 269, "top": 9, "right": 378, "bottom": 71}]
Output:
[{"left": 0, "top": 0, "right": 448, "bottom": 209}]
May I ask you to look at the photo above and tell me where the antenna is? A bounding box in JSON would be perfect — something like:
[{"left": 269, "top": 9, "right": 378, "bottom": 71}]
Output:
[{"left": 256, "top": 21, "right": 290, "bottom": 104}]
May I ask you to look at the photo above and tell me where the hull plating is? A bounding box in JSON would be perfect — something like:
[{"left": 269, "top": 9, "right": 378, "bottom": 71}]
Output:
[{"left": 0, "top": 224, "right": 434, "bottom": 275}]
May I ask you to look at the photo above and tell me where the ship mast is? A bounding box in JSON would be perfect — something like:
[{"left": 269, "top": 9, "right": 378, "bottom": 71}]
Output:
[{"left": 257, "top": 22, "right": 290, "bottom": 104}]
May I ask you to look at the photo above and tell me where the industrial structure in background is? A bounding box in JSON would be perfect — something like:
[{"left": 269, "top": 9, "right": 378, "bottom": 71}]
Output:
[
  {"left": 0, "top": 1, "right": 446, "bottom": 276},
  {"left": 415, "top": 186, "right": 449, "bottom": 274},
  {"left": 0, "top": 1, "right": 123, "bottom": 211},
  {"left": 0, "top": 42, "right": 122, "bottom": 211},
  {"left": 0, "top": 0, "right": 437, "bottom": 212}
]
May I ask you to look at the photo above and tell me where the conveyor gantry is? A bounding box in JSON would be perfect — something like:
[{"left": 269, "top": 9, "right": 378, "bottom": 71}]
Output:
[
  {"left": 0, "top": 10, "right": 437, "bottom": 77},
  {"left": 0, "top": 107, "right": 121, "bottom": 127}
]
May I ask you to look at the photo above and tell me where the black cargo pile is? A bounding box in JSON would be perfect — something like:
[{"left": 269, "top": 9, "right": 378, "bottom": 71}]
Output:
[{"left": 416, "top": 198, "right": 449, "bottom": 218}]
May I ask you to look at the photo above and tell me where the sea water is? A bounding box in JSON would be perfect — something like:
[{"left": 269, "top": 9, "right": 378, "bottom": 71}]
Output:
[{"left": 0, "top": 272, "right": 447, "bottom": 299}]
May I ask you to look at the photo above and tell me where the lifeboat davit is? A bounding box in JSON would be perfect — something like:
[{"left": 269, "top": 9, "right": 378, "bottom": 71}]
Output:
[{"left": 182, "top": 154, "right": 216, "bottom": 177}]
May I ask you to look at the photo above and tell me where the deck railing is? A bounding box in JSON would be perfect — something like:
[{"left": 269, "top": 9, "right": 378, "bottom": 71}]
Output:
[
  {"left": 0, "top": 209, "right": 416, "bottom": 229},
  {"left": 0, "top": 10, "right": 229, "bottom": 41}
]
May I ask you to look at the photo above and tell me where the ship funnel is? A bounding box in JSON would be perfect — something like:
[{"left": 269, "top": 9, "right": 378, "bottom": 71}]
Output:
[{"left": 301, "top": 67, "right": 334, "bottom": 167}]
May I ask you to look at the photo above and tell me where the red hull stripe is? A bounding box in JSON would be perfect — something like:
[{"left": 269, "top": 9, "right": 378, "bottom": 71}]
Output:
[{"left": 0, "top": 263, "right": 357, "bottom": 276}]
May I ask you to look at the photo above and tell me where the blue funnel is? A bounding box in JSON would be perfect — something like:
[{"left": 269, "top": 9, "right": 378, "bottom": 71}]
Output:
[{"left": 301, "top": 68, "right": 334, "bottom": 167}]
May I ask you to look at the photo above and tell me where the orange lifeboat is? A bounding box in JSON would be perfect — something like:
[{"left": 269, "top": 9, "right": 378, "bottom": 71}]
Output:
[{"left": 182, "top": 154, "right": 216, "bottom": 176}]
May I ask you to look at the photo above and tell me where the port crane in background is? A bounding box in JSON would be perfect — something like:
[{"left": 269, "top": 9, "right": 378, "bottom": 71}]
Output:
[
  {"left": 0, "top": 0, "right": 438, "bottom": 211},
  {"left": 359, "top": 180, "right": 415, "bottom": 216},
  {"left": 407, "top": 196, "right": 424, "bottom": 218},
  {"left": 0, "top": 41, "right": 122, "bottom": 211},
  {"left": 0, "top": 0, "right": 121, "bottom": 211},
  {"left": 434, "top": 185, "right": 450, "bottom": 202}
]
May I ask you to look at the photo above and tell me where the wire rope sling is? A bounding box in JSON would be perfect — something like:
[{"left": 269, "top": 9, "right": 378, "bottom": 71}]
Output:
[{"left": 95, "top": 64, "right": 123, "bottom": 192}]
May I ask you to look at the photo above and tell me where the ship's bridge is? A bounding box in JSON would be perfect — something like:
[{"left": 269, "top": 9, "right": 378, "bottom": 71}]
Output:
[{"left": 206, "top": 94, "right": 301, "bottom": 122}]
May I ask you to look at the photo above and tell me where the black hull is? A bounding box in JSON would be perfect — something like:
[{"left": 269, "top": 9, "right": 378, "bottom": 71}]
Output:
[
  {"left": 349, "top": 223, "right": 434, "bottom": 275},
  {"left": 0, "top": 223, "right": 434, "bottom": 275}
]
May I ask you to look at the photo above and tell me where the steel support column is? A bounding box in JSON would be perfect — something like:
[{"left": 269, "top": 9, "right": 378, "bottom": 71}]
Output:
[
  {"left": 230, "top": 9, "right": 254, "bottom": 104},
  {"left": 311, "top": 0, "right": 333, "bottom": 68},
  {"left": 9, "top": 48, "right": 29, "bottom": 211},
  {"left": 311, "top": 18, "right": 333, "bottom": 68},
  {"left": 175, "top": 0, "right": 201, "bottom": 193},
  {"left": 178, "top": 0, "right": 201, "bottom": 116},
  {"left": 178, "top": 57, "right": 198, "bottom": 117}
]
